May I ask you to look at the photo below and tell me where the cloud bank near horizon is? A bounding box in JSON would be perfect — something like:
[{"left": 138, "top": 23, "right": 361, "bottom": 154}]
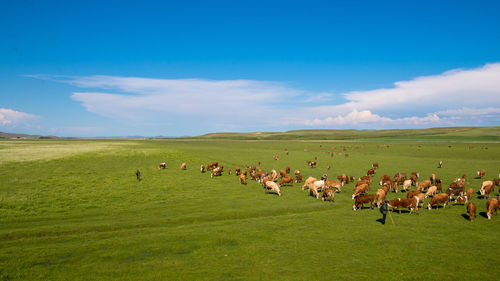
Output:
[{"left": 26, "top": 63, "right": 500, "bottom": 134}]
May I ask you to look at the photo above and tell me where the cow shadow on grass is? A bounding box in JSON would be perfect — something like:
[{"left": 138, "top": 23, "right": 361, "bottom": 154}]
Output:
[
  {"left": 461, "top": 214, "right": 471, "bottom": 221},
  {"left": 479, "top": 212, "right": 488, "bottom": 218}
]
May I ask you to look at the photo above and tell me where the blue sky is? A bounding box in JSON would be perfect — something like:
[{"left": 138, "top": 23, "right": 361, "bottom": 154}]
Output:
[{"left": 1, "top": 0, "right": 499, "bottom": 137}]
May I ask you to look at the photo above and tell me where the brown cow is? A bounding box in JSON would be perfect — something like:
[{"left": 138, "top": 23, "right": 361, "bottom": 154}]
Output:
[
  {"left": 353, "top": 194, "right": 374, "bottom": 210},
  {"left": 467, "top": 201, "right": 476, "bottom": 222},
  {"left": 200, "top": 164, "right": 205, "bottom": 173},
  {"left": 372, "top": 163, "right": 379, "bottom": 169},
  {"left": 307, "top": 160, "right": 317, "bottom": 168},
  {"left": 410, "top": 174, "right": 419, "bottom": 186},
  {"left": 279, "top": 176, "right": 294, "bottom": 186},
  {"left": 477, "top": 169, "right": 485, "bottom": 178},
  {"left": 180, "top": 162, "right": 187, "bottom": 170},
  {"left": 227, "top": 168, "right": 232, "bottom": 175},
  {"left": 379, "top": 174, "right": 393, "bottom": 185},
  {"left": 210, "top": 166, "right": 222, "bottom": 178},
  {"left": 486, "top": 198, "right": 498, "bottom": 220},
  {"left": 285, "top": 166, "right": 290, "bottom": 174},
  {"left": 359, "top": 175, "right": 372, "bottom": 182},
  {"left": 407, "top": 190, "right": 422, "bottom": 199},
  {"left": 273, "top": 154, "right": 279, "bottom": 160},
  {"left": 279, "top": 169, "right": 287, "bottom": 178},
  {"left": 427, "top": 193, "right": 450, "bottom": 210},
  {"left": 321, "top": 188, "right": 335, "bottom": 202},
  {"left": 447, "top": 182, "right": 465, "bottom": 198},
  {"left": 235, "top": 167, "right": 241, "bottom": 175},
  {"left": 207, "top": 161, "right": 218, "bottom": 170},
  {"left": 352, "top": 184, "right": 369, "bottom": 199},
  {"left": 325, "top": 180, "right": 342, "bottom": 192},
  {"left": 387, "top": 197, "right": 418, "bottom": 215},
  {"left": 240, "top": 174, "right": 247, "bottom": 185},
  {"left": 367, "top": 168, "right": 376, "bottom": 176},
  {"left": 417, "top": 180, "right": 432, "bottom": 192},
  {"left": 430, "top": 173, "right": 436, "bottom": 184},
  {"left": 465, "top": 188, "right": 474, "bottom": 202},
  {"left": 480, "top": 181, "right": 496, "bottom": 199},
  {"left": 158, "top": 162, "right": 166, "bottom": 170},
  {"left": 302, "top": 177, "right": 317, "bottom": 190},
  {"left": 435, "top": 178, "right": 442, "bottom": 192},
  {"left": 376, "top": 188, "right": 387, "bottom": 208},
  {"left": 309, "top": 185, "right": 320, "bottom": 199}
]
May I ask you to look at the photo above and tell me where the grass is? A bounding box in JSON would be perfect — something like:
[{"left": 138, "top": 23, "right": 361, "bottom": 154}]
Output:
[{"left": 0, "top": 137, "right": 499, "bottom": 280}]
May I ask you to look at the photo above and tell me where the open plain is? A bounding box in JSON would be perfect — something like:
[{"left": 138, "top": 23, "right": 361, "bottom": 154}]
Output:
[{"left": 1, "top": 129, "right": 499, "bottom": 280}]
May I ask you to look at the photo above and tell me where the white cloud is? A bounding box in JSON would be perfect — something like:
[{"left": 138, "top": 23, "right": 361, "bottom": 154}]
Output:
[
  {"left": 27, "top": 63, "right": 500, "bottom": 134},
  {"left": 303, "top": 110, "right": 440, "bottom": 126},
  {"left": 0, "top": 108, "right": 38, "bottom": 127}
]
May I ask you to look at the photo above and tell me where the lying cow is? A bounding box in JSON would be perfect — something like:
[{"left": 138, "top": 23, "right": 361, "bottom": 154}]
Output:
[{"left": 353, "top": 194, "right": 374, "bottom": 210}]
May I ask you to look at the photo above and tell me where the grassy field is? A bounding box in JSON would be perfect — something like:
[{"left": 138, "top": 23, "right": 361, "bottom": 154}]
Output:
[{"left": 0, "top": 137, "right": 499, "bottom": 280}]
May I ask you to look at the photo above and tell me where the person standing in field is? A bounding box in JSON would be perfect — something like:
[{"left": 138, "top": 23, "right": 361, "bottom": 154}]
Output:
[
  {"left": 136, "top": 169, "right": 141, "bottom": 181},
  {"left": 380, "top": 200, "right": 388, "bottom": 224}
]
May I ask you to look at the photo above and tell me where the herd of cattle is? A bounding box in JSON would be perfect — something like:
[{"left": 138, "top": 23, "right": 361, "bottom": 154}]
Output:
[{"left": 155, "top": 158, "right": 499, "bottom": 222}]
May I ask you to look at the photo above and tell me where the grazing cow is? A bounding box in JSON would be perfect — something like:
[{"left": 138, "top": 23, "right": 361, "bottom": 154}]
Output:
[
  {"left": 438, "top": 161, "right": 443, "bottom": 168},
  {"left": 307, "top": 161, "right": 317, "bottom": 168},
  {"left": 424, "top": 186, "right": 438, "bottom": 198},
  {"left": 356, "top": 179, "right": 371, "bottom": 188},
  {"left": 376, "top": 188, "right": 387, "bottom": 208},
  {"left": 302, "top": 177, "right": 317, "bottom": 190},
  {"left": 372, "top": 163, "right": 379, "bottom": 169},
  {"left": 180, "top": 162, "right": 186, "bottom": 170},
  {"left": 285, "top": 166, "right": 290, "bottom": 174},
  {"left": 402, "top": 179, "right": 412, "bottom": 192},
  {"left": 353, "top": 194, "right": 374, "bottom": 210},
  {"left": 265, "top": 181, "right": 282, "bottom": 196},
  {"left": 136, "top": 169, "right": 141, "bottom": 181},
  {"left": 430, "top": 174, "right": 436, "bottom": 184},
  {"left": 309, "top": 180, "right": 326, "bottom": 192},
  {"left": 414, "top": 193, "right": 425, "bottom": 208},
  {"left": 480, "top": 181, "right": 496, "bottom": 199},
  {"left": 380, "top": 174, "right": 393, "bottom": 185},
  {"left": 350, "top": 175, "right": 355, "bottom": 182},
  {"left": 226, "top": 168, "right": 232, "bottom": 175},
  {"left": 486, "top": 198, "right": 498, "bottom": 220},
  {"left": 325, "top": 180, "right": 342, "bottom": 192},
  {"left": 241, "top": 169, "right": 247, "bottom": 176},
  {"left": 417, "top": 180, "right": 432, "bottom": 192},
  {"left": 367, "top": 168, "right": 376, "bottom": 176},
  {"left": 407, "top": 190, "right": 422, "bottom": 200},
  {"left": 271, "top": 170, "right": 278, "bottom": 182},
  {"left": 465, "top": 188, "right": 474, "bottom": 202},
  {"left": 207, "top": 161, "right": 218, "bottom": 170},
  {"left": 428, "top": 193, "right": 450, "bottom": 210},
  {"left": 447, "top": 182, "right": 465, "bottom": 199},
  {"left": 279, "top": 169, "right": 287, "bottom": 178},
  {"left": 435, "top": 178, "right": 442, "bottom": 192},
  {"left": 309, "top": 186, "right": 320, "bottom": 199},
  {"left": 494, "top": 178, "right": 500, "bottom": 186},
  {"left": 467, "top": 201, "right": 476, "bottom": 222},
  {"left": 321, "top": 188, "right": 335, "bottom": 202},
  {"left": 235, "top": 167, "right": 241, "bottom": 175},
  {"left": 240, "top": 174, "right": 247, "bottom": 185},
  {"left": 200, "top": 165, "right": 205, "bottom": 173},
  {"left": 387, "top": 197, "right": 418, "bottom": 215},
  {"left": 410, "top": 173, "right": 419, "bottom": 186},
  {"left": 477, "top": 169, "right": 485, "bottom": 178},
  {"left": 158, "top": 162, "right": 166, "bottom": 170},
  {"left": 210, "top": 166, "right": 223, "bottom": 178},
  {"left": 295, "top": 173, "right": 303, "bottom": 183},
  {"left": 352, "top": 183, "right": 369, "bottom": 199},
  {"left": 359, "top": 175, "right": 372, "bottom": 182},
  {"left": 260, "top": 176, "right": 270, "bottom": 186},
  {"left": 279, "top": 176, "right": 294, "bottom": 186},
  {"left": 336, "top": 174, "right": 349, "bottom": 185},
  {"left": 273, "top": 154, "right": 279, "bottom": 160}
]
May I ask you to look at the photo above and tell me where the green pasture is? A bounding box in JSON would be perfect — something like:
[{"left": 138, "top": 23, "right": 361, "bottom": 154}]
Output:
[{"left": 0, "top": 138, "right": 499, "bottom": 280}]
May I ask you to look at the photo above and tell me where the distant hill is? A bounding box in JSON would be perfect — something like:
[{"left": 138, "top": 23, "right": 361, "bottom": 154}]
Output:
[
  {"left": 196, "top": 127, "right": 500, "bottom": 141},
  {"left": 0, "top": 132, "right": 60, "bottom": 139}
]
